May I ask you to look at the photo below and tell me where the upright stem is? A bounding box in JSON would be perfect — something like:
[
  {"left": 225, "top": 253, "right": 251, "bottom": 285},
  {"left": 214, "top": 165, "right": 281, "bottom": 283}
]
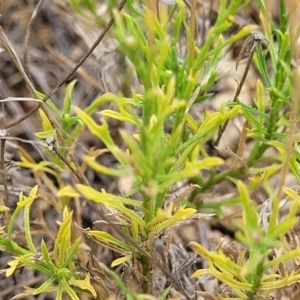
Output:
[
  {"left": 189, "top": 0, "right": 197, "bottom": 59},
  {"left": 214, "top": 32, "right": 268, "bottom": 147}
]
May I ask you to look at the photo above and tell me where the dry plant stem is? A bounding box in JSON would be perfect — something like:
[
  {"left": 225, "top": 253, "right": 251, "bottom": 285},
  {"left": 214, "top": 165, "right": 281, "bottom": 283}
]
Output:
[
  {"left": 156, "top": 0, "right": 159, "bottom": 20},
  {"left": 64, "top": 149, "right": 88, "bottom": 185},
  {"left": 0, "top": 74, "right": 39, "bottom": 146},
  {"left": 214, "top": 32, "right": 268, "bottom": 147},
  {"left": 3, "top": 0, "right": 126, "bottom": 130},
  {"left": 2, "top": 135, "right": 47, "bottom": 161},
  {"left": 55, "top": 150, "right": 83, "bottom": 183},
  {"left": 46, "top": 137, "right": 84, "bottom": 184},
  {"left": 0, "top": 97, "right": 44, "bottom": 104},
  {"left": 23, "top": 0, "right": 44, "bottom": 79},
  {"left": 0, "top": 31, "right": 58, "bottom": 170},
  {"left": 189, "top": 0, "right": 197, "bottom": 59},
  {"left": 1, "top": 0, "right": 126, "bottom": 184},
  {"left": 0, "top": 131, "right": 9, "bottom": 204},
  {"left": 0, "top": 98, "right": 88, "bottom": 159},
  {"left": 0, "top": 27, "right": 39, "bottom": 100},
  {"left": 0, "top": 275, "right": 46, "bottom": 298},
  {"left": 214, "top": 50, "right": 255, "bottom": 147},
  {"left": 0, "top": 26, "right": 58, "bottom": 146},
  {"left": 45, "top": 45, "right": 105, "bottom": 91},
  {"left": 0, "top": 35, "right": 56, "bottom": 158}
]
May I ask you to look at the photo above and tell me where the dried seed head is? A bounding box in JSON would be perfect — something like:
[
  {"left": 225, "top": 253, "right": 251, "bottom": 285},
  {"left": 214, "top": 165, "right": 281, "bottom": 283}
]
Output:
[
  {"left": 45, "top": 136, "right": 58, "bottom": 153},
  {"left": 236, "top": 31, "right": 269, "bottom": 70}
]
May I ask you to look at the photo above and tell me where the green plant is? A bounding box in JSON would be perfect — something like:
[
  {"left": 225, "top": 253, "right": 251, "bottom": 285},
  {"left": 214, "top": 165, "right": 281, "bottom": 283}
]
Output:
[
  {"left": 1, "top": 0, "right": 300, "bottom": 299},
  {"left": 1, "top": 187, "right": 95, "bottom": 299}
]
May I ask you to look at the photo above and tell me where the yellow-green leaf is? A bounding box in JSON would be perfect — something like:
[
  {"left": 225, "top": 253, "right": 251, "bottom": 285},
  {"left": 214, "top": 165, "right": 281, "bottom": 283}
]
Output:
[
  {"left": 68, "top": 273, "right": 96, "bottom": 298},
  {"left": 146, "top": 202, "right": 174, "bottom": 230},
  {"left": 111, "top": 255, "right": 132, "bottom": 267},
  {"left": 83, "top": 155, "right": 126, "bottom": 176},
  {"left": 6, "top": 258, "right": 20, "bottom": 277},
  {"left": 58, "top": 185, "right": 142, "bottom": 207},
  {"left": 35, "top": 129, "right": 57, "bottom": 139},
  {"left": 54, "top": 207, "right": 73, "bottom": 266},
  {"left": 58, "top": 185, "right": 145, "bottom": 228},
  {"left": 147, "top": 206, "right": 196, "bottom": 232},
  {"left": 88, "top": 230, "right": 132, "bottom": 251},
  {"left": 38, "top": 109, "right": 54, "bottom": 132}
]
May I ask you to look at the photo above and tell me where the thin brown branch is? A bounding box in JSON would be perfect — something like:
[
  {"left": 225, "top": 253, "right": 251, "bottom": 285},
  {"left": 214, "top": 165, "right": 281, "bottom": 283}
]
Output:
[
  {"left": 1, "top": 0, "right": 126, "bottom": 184},
  {"left": 1, "top": 135, "right": 46, "bottom": 161},
  {"left": 45, "top": 137, "right": 86, "bottom": 184},
  {"left": 214, "top": 32, "right": 268, "bottom": 147},
  {"left": 0, "top": 275, "right": 46, "bottom": 298},
  {"left": 23, "top": 0, "right": 44, "bottom": 79},
  {"left": 45, "top": 45, "right": 105, "bottom": 92},
  {"left": 189, "top": 0, "right": 197, "bottom": 59},
  {"left": 0, "top": 25, "right": 58, "bottom": 139},
  {"left": 3, "top": 0, "right": 127, "bottom": 130},
  {"left": 0, "top": 129, "right": 9, "bottom": 204},
  {"left": 0, "top": 27, "right": 36, "bottom": 97}
]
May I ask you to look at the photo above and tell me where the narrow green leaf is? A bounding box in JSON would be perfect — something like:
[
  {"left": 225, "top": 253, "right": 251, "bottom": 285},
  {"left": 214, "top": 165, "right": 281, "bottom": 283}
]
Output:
[
  {"left": 237, "top": 180, "right": 259, "bottom": 231},
  {"left": 32, "top": 276, "right": 56, "bottom": 295},
  {"left": 61, "top": 237, "right": 81, "bottom": 268},
  {"left": 63, "top": 80, "right": 77, "bottom": 116},
  {"left": 88, "top": 230, "right": 132, "bottom": 251},
  {"left": 61, "top": 277, "right": 79, "bottom": 300}
]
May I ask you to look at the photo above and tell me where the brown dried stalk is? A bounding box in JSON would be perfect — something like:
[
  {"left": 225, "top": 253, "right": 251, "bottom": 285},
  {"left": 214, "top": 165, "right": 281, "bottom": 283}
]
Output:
[
  {"left": 214, "top": 31, "right": 268, "bottom": 147},
  {"left": 1, "top": 0, "right": 126, "bottom": 184},
  {"left": 189, "top": 0, "right": 197, "bottom": 59},
  {"left": 0, "top": 129, "right": 9, "bottom": 204},
  {"left": 3, "top": 0, "right": 127, "bottom": 130},
  {"left": 45, "top": 136, "right": 86, "bottom": 184},
  {"left": 23, "top": 0, "right": 44, "bottom": 79},
  {"left": 0, "top": 27, "right": 66, "bottom": 164}
]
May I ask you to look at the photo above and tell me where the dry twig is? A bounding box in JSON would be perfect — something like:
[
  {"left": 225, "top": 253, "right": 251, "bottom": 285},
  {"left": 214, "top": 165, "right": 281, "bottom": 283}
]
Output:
[
  {"left": 214, "top": 31, "right": 268, "bottom": 147},
  {"left": 3, "top": 0, "right": 127, "bottom": 130}
]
